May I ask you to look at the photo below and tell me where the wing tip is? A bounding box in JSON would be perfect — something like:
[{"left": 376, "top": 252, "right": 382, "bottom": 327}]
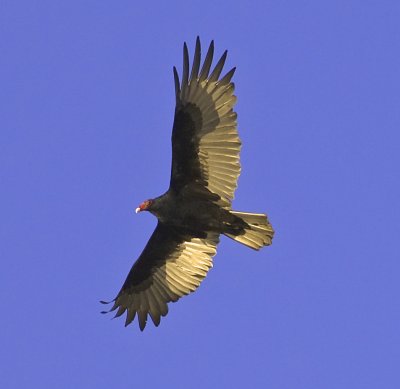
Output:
[
  {"left": 219, "top": 67, "right": 236, "bottom": 85},
  {"left": 173, "top": 66, "right": 181, "bottom": 102},
  {"left": 100, "top": 298, "right": 117, "bottom": 314}
]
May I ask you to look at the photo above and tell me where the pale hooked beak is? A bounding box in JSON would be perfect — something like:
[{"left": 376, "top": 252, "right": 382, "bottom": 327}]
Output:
[{"left": 135, "top": 207, "right": 141, "bottom": 214}]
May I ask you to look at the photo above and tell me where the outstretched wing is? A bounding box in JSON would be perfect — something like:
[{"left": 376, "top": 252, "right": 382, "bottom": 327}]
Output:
[
  {"left": 170, "top": 37, "right": 241, "bottom": 208},
  {"left": 103, "top": 223, "right": 219, "bottom": 331}
]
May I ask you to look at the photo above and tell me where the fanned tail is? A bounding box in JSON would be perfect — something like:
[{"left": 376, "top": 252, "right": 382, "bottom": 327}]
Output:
[{"left": 224, "top": 211, "right": 274, "bottom": 250}]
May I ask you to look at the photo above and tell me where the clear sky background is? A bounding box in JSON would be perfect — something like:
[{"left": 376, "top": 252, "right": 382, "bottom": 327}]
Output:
[{"left": 1, "top": 1, "right": 399, "bottom": 388}]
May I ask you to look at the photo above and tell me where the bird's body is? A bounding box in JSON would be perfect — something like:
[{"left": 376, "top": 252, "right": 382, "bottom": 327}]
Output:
[
  {"left": 143, "top": 191, "right": 244, "bottom": 234},
  {"left": 102, "top": 38, "right": 274, "bottom": 330}
]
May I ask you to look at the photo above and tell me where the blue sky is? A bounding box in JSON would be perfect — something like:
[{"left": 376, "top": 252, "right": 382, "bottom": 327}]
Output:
[{"left": 1, "top": 1, "right": 399, "bottom": 388}]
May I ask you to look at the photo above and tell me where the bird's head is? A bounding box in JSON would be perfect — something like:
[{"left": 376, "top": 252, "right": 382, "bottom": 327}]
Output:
[{"left": 135, "top": 199, "right": 154, "bottom": 214}]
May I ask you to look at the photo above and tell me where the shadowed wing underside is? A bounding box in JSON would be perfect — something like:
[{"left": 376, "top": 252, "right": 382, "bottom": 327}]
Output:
[
  {"left": 171, "top": 37, "right": 241, "bottom": 207},
  {"left": 104, "top": 223, "right": 219, "bottom": 331}
]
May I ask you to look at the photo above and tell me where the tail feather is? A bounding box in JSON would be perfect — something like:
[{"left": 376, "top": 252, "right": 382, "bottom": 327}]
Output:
[{"left": 224, "top": 211, "right": 274, "bottom": 250}]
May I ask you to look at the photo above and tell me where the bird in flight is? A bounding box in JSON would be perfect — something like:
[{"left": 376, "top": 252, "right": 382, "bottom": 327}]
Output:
[{"left": 102, "top": 37, "right": 274, "bottom": 331}]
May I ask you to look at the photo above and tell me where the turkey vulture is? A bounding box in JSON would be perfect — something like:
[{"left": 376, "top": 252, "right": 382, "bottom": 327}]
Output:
[{"left": 102, "top": 37, "right": 274, "bottom": 330}]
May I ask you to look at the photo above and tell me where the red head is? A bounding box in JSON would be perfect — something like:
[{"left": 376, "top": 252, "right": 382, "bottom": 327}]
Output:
[{"left": 135, "top": 199, "right": 154, "bottom": 213}]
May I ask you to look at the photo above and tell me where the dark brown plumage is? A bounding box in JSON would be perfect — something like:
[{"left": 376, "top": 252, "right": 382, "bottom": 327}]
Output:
[{"left": 102, "top": 37, "right": 274, "bottom": 331}]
